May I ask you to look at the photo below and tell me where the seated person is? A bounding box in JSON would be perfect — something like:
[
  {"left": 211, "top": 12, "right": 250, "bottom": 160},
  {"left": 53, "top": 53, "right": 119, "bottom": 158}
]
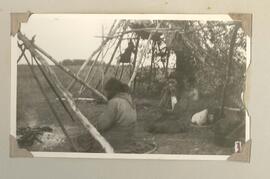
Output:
[
  {"left": 159, "top": 78, "right": 178, "bottom": 111},
  {"left": 97, "top": 78, "right": 137, "bottom": 152}
]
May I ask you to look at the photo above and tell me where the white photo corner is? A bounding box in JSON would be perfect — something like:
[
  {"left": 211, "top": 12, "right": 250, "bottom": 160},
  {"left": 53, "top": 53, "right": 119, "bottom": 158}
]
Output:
[{"left": 10, "top": 13, "right": 251, "bottom": 161}]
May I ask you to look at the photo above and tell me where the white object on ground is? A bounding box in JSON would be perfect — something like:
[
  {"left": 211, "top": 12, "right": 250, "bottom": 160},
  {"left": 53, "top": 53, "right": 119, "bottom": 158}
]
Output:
[
  {"left": 171, "top": 96, "right": 178, "bottom": 110},
  {"left": 191, "top": 109, "right": 208, "bottom": 126}
]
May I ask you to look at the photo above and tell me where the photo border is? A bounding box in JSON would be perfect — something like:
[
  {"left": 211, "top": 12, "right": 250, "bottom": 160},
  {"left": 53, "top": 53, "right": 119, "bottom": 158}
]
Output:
[{"left": 10, "top": 13, "right": 251, "bottom": 161}]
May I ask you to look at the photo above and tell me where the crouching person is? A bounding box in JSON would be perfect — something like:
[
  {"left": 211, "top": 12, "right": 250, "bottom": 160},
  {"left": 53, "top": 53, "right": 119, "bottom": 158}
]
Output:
[{"left": 97, "top": 78, "right": 137, "bottom": 152}]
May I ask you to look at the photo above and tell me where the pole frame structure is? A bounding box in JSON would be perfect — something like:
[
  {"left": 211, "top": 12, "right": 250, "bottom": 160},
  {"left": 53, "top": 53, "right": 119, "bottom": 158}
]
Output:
[
  {"left": 22, "top": 34, "right": 108, "bottom": 103},
  {"left": 128, "top": 22, "right": 161, "bottom": 87},
  {"left": 17, "top": 32, "right": 114, "bottom": 153},
  {"left": 95, "top": 21, "right": 129, "bottom": 90},
  {"left": 18, "top": 46, "right": 77, "bottom": 152},
  {"left": 67, "top": 20, "right": 121, "bottom": 91},
  {"left": 32, "top": 56, "right": 76, "bottom": 122}
]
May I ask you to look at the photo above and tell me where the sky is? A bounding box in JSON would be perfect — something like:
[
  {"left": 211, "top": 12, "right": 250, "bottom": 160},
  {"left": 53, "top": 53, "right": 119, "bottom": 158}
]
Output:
[{"left": 12, "top": 14, "right": 115, "bottom": 64}]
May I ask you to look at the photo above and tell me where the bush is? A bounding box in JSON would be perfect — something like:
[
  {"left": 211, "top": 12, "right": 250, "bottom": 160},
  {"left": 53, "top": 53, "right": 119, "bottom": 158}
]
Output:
[{"left": 61, "top": 59, "right": 86, "bottom": 66}]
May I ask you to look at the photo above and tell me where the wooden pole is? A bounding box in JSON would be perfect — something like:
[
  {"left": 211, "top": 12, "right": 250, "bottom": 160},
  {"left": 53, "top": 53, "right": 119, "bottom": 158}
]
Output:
[
  {"left": 128, "top": 23, "right": 161, "bottom": 87},
  {"left": 78, "top": 50, "right": 102, "bottom": 94},
  {"left": 67, "top": 20, "right": 120, "bottom": 90},
  {"left": 22, "top": 52, "right": 77, "bottom": 152},
  {"left": 82, "top": 29, "right": 119, "bottom": 89},
  {"left": 148, "top": 41, "right": 156, "bottom": 91},
  {"left": 18, "top": 32, "right": 114, "bottom": 153},
  {"left": 18, "top": 45, "right": 76, "bottom": 123},
  {"left": 133, "top": 36, "right": 140, "bottom": 70},
  {"left": 114, "top": 62, "right": 120, "bottom": 77},
  {"left": 119, "top": 63, "right": 125, "bottom": 80},
  {"left": 79, "top": 24, "right": 115, "bottom": 94},
  {"left": 67, "top": 48, "right": 100, "bottom": 91},
  {"left": 19, "top": 33, "right": 108, "bottom": 103},
  {"left": 95, "top": 22, "right": 129, "bottom": 89},
  {"left": 17, "top": 45, "right": 26, "bottom": 63},
  {"left": 165, "top": 49, "right": 170, "bottom": 78},
  {"left": 132, "top": 36, "right": 140, "bottom": 90},
  {"left": 33, "top": 56, "right": 76, "bottom": 122},
  {"left": 97, "top": 25, "right": 239, "bottom": 40},
  {"left": 79, "top": 36, "right": 119, "bottom": 95},
  {"left": 100, "top": 24, "right": 105, "bottom": 90},
  {"left": 113, "top": 27, "right": 184, "bottom": 36},
  {"left": 104, "top": 23, "right": 128, "bottom": 75},
  {"left": 219, "top": 24, "right": 240, "bottom": 118}
]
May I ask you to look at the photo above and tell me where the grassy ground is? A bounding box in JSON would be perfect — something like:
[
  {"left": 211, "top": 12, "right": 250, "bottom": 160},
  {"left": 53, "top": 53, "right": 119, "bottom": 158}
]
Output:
[{"left": 16, "top": 64, "right": 234, "bottom": 155}]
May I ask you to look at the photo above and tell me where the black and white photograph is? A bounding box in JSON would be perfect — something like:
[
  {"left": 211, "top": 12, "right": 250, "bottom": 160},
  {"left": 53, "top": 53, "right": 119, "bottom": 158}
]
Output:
[{"left": 10, "top": 14, "right": 250, "bottom": 159}]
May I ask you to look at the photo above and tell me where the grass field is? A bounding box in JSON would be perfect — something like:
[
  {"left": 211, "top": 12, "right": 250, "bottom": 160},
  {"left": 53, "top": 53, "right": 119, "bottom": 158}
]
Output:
[{"left": 16, "top": 64, "right": 234, "bottom": 155}]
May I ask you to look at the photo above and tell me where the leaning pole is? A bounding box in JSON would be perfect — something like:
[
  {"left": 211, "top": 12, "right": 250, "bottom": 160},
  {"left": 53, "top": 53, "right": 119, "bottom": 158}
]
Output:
[{"left": 17, "top": 32, "right": 114, "bottom": 153}]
